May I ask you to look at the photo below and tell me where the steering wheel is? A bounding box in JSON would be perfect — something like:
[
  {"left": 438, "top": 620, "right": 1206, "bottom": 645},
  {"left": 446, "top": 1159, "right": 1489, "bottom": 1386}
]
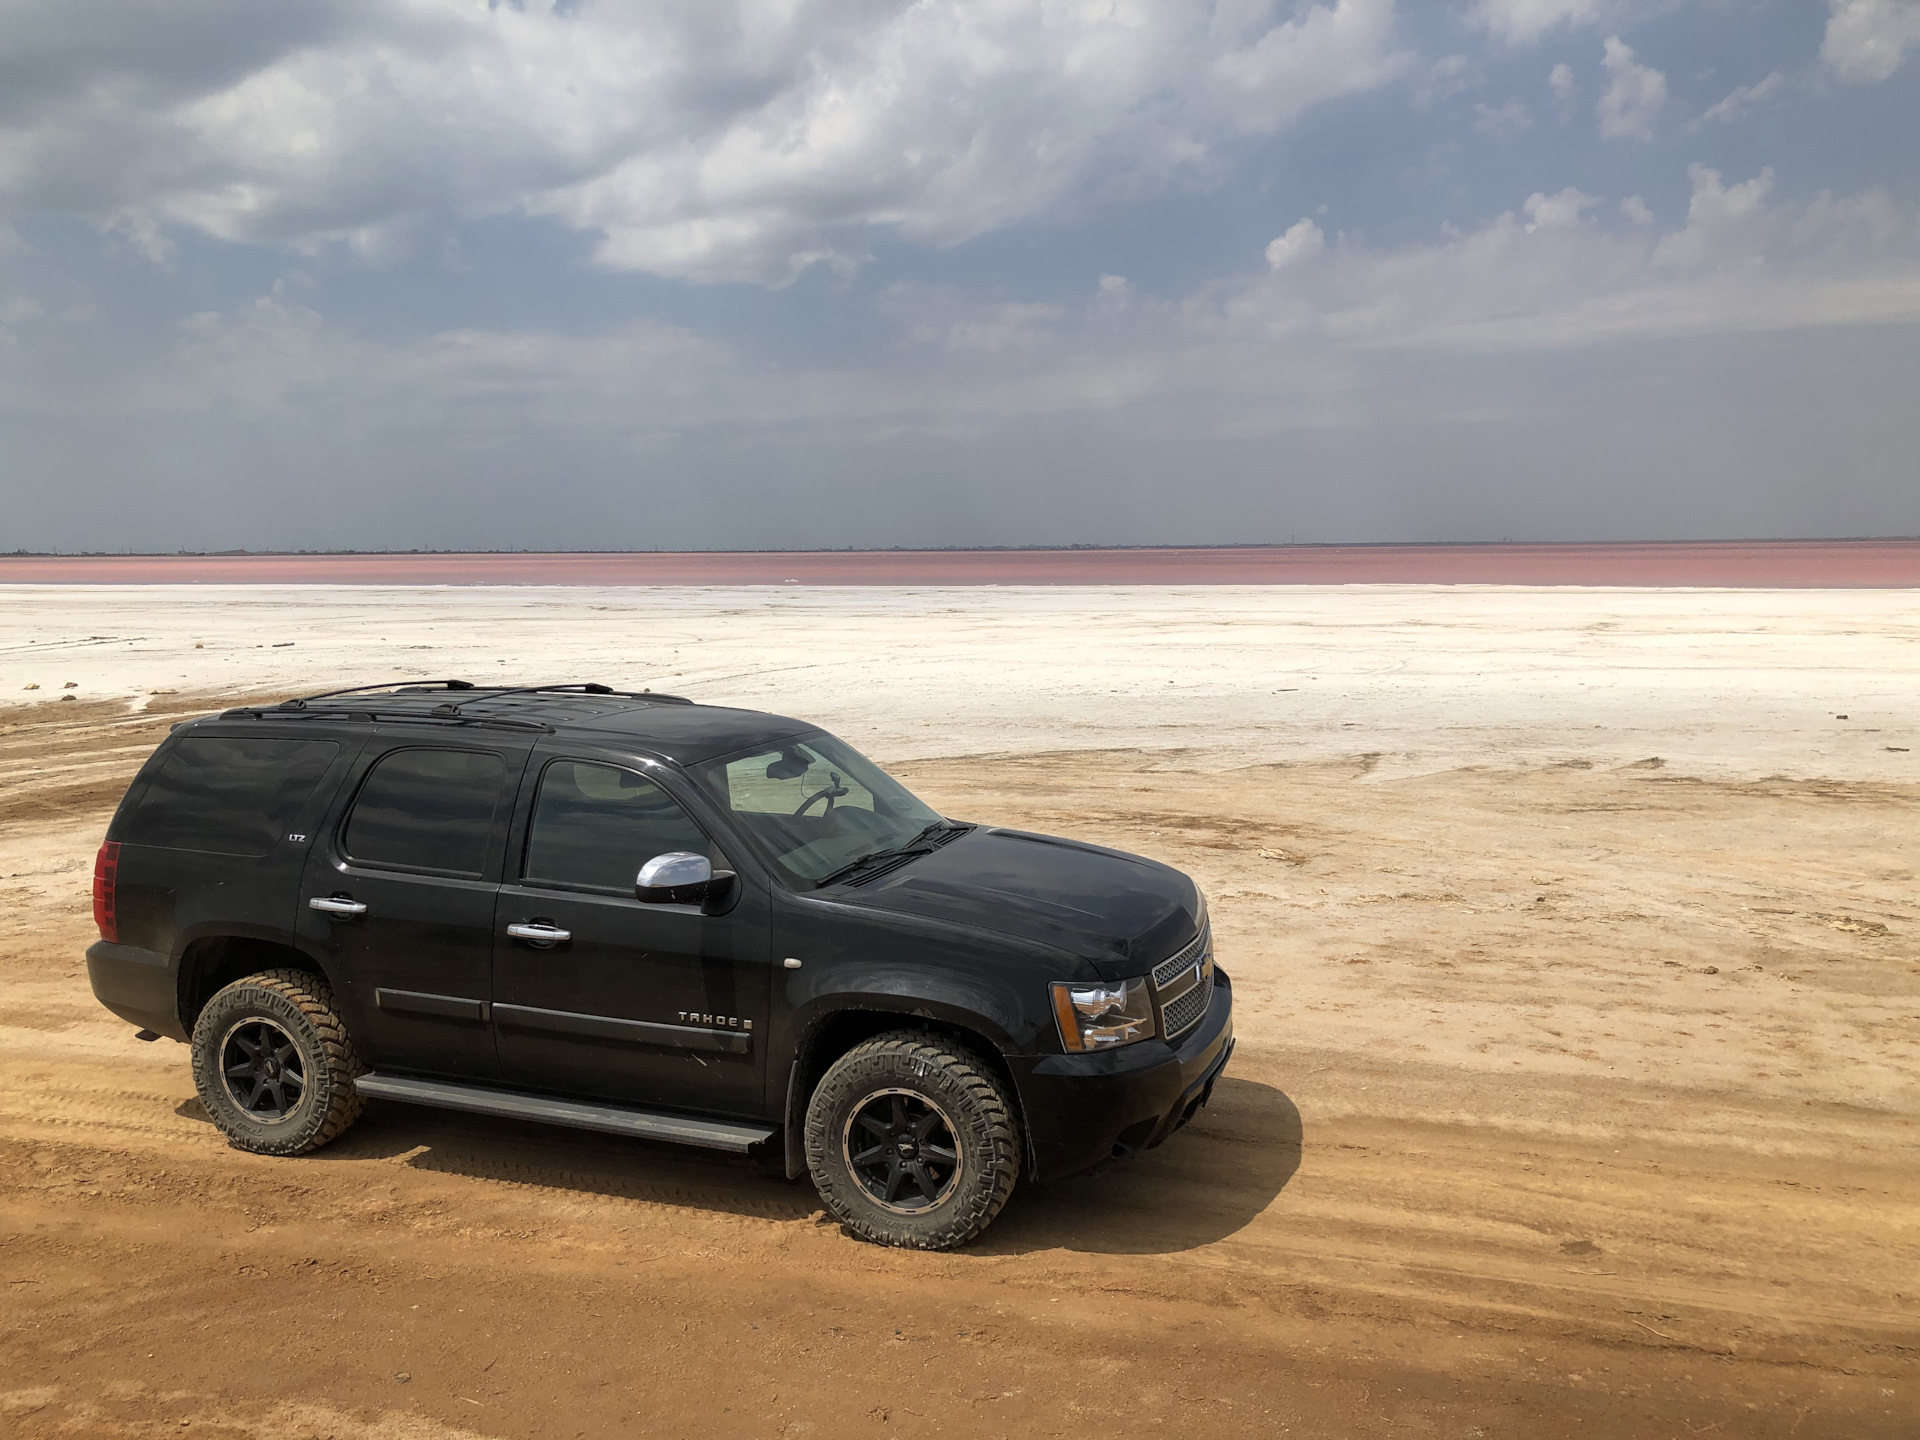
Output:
[{"left": 794, "top": 772, "right": 849, "bottom": 816}]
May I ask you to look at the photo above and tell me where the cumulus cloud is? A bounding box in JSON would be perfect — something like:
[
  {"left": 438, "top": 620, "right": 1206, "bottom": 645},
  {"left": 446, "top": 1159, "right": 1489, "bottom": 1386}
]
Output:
[
  {"left": 1470, "top": 0, "right": 1608, "bottom": 46},
  {"left": 0, "top": 0, "right": 1411, "bottom": 286},
  {"left": 1266, "top": 218, "right": 1327, "bottom": 269},
  {"left": 1597, "top": 35, "right": 1665, "bottom": 139},
  {"left": 1651, "top": 165, "right": 1774, "bottom": 267},
  {"left": 1523, "top": 187, "right": 1597, "bottom": 231},
  {"left": 1822, "top": 0, "right": 1920, "bottom": 82}
]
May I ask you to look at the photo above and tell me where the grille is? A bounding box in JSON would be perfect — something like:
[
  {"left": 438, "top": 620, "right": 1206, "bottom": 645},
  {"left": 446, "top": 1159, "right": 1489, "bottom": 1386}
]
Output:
[
  {"left": 1160, "top": 977, "right": 1211, "bottom": 1042},
  {"left": 1151, "top": 920, "right": 1210, "bottom": 991}
]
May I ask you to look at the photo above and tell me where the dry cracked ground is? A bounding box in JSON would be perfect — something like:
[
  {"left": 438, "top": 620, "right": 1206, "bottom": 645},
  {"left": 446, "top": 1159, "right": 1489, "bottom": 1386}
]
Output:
[{"left": 1, "top": 694, "right": 1916, "bottom": 1440}]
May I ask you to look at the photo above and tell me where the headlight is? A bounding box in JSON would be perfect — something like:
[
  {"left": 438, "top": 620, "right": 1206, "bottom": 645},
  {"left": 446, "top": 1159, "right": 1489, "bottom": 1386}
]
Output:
[{"left": 1050, "top": 976, "right": 1155, "bottom": 1052}]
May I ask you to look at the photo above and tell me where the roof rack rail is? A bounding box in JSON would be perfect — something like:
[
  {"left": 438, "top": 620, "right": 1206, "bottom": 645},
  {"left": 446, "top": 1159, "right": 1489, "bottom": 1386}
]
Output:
[
  {"left": 219, "top": 705, "right": 554, "bottom": 734},
  {"left": 424, "top": 683, "right": 694, "bottom": 717},
  {"left": 249, "top": 680, "right": 692, "bottom": 725},
  {"left": 276, "top": 679, "right": 476, "bottom": 711}
]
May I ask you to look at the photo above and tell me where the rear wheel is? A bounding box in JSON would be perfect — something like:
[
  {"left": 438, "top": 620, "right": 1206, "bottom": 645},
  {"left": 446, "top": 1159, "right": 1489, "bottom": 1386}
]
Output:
[
  {"left": 804, "top": 1031, "right": 1020, "bottom": 1250},
  {"left": 190, "top": 969, "right": 363, "bottom": 1156}
]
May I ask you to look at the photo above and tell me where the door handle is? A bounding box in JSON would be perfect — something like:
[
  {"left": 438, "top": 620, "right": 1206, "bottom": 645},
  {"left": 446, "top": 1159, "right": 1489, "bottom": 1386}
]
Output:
[
  {"left": 308, "top": 896, "right": 367, "bottom": 917},
  {"left": 507, "top": 922, "right": 571, "bottom": 944}
]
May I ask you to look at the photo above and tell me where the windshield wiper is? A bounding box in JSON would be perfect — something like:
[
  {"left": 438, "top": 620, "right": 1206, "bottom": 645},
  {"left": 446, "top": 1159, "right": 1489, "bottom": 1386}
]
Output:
[{"left": 813, "top": 822, "right": 960, "bottom": 889}]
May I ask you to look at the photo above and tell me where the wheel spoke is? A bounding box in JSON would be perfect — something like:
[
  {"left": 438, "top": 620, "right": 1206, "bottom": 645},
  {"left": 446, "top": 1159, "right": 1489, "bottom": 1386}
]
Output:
[
  {"left": 882, "top": 1157, "right": 906, "bottom": 1203},
  {"left": 907, "top": 1161, "right": 940, "bottom": 1201},
  {"left": 889, "top": 1095, "right": 907, "bottom": 1134},
  {"left": 920, "top": 1143, "right": 958, "bottom": 1165},
  {"left": 849, "top": 1143, "right": 888, "bottom": 1168},
  {"left": 910, "top": 1110, "right": 943, "bottom": 1141},
  {"left": 231, "top": 1032, "right": 260, "bottom": 1062},
  {"left": 264, "top": 1078, "right": 287, "bottom": 1113},
  {"left": 857, "top": 1113, "right": 893, "bottom": 1141}
]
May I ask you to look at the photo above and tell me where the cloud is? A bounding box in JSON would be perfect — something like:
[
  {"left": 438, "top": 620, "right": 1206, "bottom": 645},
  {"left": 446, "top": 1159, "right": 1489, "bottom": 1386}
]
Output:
[
  {"left": 101, "top": 209, "right": 177, "bottom": 267},
  {"left": 129, "top": 164, "right": 1920, "bottom": 450},
  {"left": 1701, "top": 69, "right": 1787, "bottom": 124},
  {"left": 1523, "top": 187, "right": 1597, "bottom": 231},
  {"left": 1597, "top": 35, "right": 1666, "bottom": 139},
  {"left": 1548, "top": 61, "right": 1578, "bottom": 110},
  {"left": 1821, "top": 0, "right": 1920, "bottom": 82},
  {"left": 0, "top": 0, "right": 1411, "bottom": 287},
  {"left": 1416, "top": 54, "right": 1476, "bottom": 105},
  {"left": 1207, "top": 163, "right": 1920, "bottom": 357},
  {"left": 1266, "top": 218, "right": 1327, "bottom": 269},
  {"left": 1650, "top": 165, "right": 1774, "bottom": 267},
  {"left": 1470, "top": 0, "right": 1608, "bottom": 46},
  {"left": 1473, "top": 99, "right": 1534, "bottom": 135}
]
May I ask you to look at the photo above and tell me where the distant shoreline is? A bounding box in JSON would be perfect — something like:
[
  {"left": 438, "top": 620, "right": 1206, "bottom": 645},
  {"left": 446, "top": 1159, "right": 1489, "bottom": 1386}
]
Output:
[{"left": 3, "top": 539, "right": 1917, "bottom": 587}]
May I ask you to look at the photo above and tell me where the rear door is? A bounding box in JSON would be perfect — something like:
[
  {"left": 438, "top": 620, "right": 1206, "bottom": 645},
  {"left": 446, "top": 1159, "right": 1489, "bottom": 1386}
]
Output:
[
  {"left": 112, "top": 731, "right": 356, "bottom": 967},
  {"left": 491, "top": 756, "right": 772, "bottom": 1118},
  {"left": 298, "top": 740, "right": 532, "bottom": 1080}
]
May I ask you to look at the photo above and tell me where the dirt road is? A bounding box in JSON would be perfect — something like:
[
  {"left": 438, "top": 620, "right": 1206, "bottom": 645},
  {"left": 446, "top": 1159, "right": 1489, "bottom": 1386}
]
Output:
[{"left": 2, "top": 695, "right": 1916, "bottom": 1439}]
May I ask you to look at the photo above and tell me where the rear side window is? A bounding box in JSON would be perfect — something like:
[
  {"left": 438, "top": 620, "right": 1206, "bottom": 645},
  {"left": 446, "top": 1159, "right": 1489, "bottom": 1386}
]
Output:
[
  {"left": 125, "top": 737, "right": 340, "bottom": 857},
  {"left": 344, "top": 748, "right": 509, "bottom": 876}
]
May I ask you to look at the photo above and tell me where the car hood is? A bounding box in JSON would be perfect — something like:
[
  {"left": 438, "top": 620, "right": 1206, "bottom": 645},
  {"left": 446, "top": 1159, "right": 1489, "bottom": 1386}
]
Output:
[{"left": 842, "top": 826, "right": 1201, "bottom": 978}]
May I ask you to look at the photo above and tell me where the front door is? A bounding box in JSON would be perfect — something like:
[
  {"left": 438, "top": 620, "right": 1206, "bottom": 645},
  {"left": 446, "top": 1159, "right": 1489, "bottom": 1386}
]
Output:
[
  {"left": 298, "top": 741, "right": 530, "bottom": 1079},
  {"left": 492, "top": 757, "right": 770, "bottom": 1117}
]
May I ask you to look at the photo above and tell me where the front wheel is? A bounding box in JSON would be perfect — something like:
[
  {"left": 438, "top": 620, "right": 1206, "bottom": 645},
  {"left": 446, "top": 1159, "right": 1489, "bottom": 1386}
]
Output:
[
  {"left": 804, "top": 1031, "right": 1020, "bottom": 1250},
  {"left": 190, "top": 968, "right": 364, "bottom": 1156}
]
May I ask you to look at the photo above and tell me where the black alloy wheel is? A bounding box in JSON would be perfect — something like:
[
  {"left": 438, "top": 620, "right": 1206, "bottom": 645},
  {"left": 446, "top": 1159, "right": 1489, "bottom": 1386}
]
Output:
[
  {"left": 841, "top": 1088, "right": 961, "bottom": 1213},
  {"left": 218, "top": 1016, "right": 307, "bottom": 1122}
]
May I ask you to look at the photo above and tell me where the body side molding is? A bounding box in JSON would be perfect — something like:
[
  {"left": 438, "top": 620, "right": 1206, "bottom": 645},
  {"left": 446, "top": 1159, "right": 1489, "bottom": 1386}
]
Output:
[{"left": 491, "top": 1002, "right": 752, "bottom": 1054}]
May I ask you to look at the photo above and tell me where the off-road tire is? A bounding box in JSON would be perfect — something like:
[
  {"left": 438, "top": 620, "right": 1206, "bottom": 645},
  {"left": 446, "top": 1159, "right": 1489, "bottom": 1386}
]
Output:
[
  {"left": 190, "top": 968, "right": 364, "bottom": 1156},
  {"left": 805, "top": 1031, "right": 1020, "bottom": 1250}
]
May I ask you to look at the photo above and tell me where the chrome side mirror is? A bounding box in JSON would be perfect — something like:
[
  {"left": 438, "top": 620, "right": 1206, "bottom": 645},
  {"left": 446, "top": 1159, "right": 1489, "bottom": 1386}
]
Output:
[
  {"left": 638, "top": 852, "right": 711, "bottom": 891},
  {"left": 636, "top": 851, "right": 732, "bottom": 907}
]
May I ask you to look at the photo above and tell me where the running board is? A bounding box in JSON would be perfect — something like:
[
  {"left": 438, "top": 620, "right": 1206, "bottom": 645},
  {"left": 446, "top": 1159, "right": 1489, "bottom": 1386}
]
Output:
[{"left": 353, "top": 1073, "right": 776, "bottom": 1154}]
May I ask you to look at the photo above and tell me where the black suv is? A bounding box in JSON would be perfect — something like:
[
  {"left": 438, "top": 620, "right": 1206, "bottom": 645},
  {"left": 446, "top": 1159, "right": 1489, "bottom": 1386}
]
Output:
[{"left": 86, "top": 682, "right": 1233, "bottom": 1248}]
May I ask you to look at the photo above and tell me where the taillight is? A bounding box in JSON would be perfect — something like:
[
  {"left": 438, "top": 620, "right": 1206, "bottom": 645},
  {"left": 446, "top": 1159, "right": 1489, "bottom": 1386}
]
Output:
[{"left": 92, "top": 841, "right": 120, "bottom": 943}]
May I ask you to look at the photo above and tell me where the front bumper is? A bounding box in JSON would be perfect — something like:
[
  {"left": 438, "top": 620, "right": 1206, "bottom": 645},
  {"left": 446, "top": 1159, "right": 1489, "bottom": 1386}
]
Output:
[
  {"left": 1011, "top": 967, "right": 1234, "bottom": 1182},
  {"left": 86, "top": 940, "right": 183, "bottom": 1039}
]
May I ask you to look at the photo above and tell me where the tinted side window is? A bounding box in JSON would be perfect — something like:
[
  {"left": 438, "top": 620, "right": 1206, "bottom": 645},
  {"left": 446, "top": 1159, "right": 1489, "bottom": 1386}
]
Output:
[
  {"left": 125, "top": 737, "right": 339, "bottom": 857},
  {"left": 524, "top": 761, "right": 719, "bottom": 892},
  {"left": 344, "top": 749, "right": 509, "bottom": 876}
]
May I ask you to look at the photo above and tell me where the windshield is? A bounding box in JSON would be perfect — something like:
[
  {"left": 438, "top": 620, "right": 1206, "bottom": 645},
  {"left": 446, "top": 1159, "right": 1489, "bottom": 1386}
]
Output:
[{"left": 692, "top": 732, "right": 945, "bottom": 885}]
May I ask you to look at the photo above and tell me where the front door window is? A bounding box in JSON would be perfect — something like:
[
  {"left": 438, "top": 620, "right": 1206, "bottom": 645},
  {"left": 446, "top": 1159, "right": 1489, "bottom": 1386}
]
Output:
[{"left": 522, "top": 761, "right": 723, "bottom": 892}]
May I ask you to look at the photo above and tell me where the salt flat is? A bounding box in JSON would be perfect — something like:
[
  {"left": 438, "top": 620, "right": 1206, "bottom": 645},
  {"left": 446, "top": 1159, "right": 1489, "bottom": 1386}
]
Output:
[{"left": 3, "top": 584, "right": 1916, "bottom": 778}]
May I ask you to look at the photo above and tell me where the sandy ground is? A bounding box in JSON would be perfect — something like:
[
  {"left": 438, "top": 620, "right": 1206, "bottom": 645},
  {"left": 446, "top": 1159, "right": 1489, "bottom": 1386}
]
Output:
[{"left": 1, "top": 586, "right": 1916, "bottom": 1439}]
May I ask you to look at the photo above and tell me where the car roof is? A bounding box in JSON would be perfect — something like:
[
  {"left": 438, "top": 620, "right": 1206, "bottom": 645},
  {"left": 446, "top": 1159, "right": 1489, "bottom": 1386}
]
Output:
[{"left": 211, "top": 684, "right": 818, "bottom": 767}]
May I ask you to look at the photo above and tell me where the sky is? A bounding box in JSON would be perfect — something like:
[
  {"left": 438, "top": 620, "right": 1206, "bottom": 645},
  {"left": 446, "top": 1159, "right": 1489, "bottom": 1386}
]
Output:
[{"left": 2, "top": 0, "right": 1917, "bottom": 553}]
